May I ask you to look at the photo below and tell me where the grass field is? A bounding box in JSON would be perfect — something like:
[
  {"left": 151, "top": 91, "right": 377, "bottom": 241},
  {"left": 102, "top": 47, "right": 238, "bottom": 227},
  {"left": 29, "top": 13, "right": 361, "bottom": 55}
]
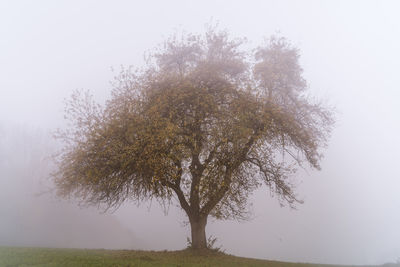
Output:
[{"left": 0, "top": 247, "right": 396, "bottom": 267}]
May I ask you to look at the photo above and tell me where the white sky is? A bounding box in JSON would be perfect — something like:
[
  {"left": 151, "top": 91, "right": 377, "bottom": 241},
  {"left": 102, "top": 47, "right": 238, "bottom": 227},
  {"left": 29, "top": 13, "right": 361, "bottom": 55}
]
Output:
[{"left": 1, "top": 0, "right": 400, "bottom": 265}]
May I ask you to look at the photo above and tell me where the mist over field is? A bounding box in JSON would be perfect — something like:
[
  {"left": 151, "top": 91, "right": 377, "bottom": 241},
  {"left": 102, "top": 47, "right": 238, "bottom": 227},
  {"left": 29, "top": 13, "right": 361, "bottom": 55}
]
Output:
[{"left": 1, "top": 1, "right": 400, "bottom": 265}]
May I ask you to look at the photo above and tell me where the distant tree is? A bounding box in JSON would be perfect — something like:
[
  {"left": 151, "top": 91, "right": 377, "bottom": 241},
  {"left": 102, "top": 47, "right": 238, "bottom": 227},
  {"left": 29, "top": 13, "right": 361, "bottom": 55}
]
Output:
[{"left": 54, "top": 28, "right": 333, "bottom": 249}]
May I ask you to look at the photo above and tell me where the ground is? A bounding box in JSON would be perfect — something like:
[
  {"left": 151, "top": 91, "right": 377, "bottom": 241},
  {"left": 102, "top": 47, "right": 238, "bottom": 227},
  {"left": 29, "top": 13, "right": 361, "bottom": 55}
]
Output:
[{"left": 0, "top": 247, "right": 394, "bottom": 267}]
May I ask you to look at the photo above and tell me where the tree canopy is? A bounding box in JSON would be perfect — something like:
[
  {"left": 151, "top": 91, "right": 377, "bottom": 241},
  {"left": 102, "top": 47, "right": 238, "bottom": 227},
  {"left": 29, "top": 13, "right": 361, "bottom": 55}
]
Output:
[{"left": 54, "top": 28, "right": 333, "bottom": 249}]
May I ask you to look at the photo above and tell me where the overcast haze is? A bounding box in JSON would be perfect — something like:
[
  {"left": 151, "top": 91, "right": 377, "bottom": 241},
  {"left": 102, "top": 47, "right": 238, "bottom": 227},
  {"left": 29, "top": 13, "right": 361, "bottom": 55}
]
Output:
[{"left": 1, "top": 1, "right": 400, "bottom": 265}]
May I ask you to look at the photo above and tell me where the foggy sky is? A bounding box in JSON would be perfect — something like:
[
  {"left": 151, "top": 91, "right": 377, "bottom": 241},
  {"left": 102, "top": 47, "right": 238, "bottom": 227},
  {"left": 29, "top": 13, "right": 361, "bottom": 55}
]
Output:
[{"left": 1, "top": 1, "right": 400, "bottom": 265}]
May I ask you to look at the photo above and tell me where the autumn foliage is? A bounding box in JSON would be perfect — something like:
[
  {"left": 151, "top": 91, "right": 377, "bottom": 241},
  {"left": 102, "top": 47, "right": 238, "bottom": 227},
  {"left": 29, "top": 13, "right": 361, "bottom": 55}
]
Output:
[{"left": 54, "top": 28, "right": 333, "bottom": 249}]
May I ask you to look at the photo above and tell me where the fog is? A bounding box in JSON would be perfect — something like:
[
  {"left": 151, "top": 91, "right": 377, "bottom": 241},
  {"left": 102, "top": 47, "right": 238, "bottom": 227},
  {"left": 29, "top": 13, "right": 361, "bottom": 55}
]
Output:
[{"left": 1, "top": 1, "right": 400, "bottom": 265}]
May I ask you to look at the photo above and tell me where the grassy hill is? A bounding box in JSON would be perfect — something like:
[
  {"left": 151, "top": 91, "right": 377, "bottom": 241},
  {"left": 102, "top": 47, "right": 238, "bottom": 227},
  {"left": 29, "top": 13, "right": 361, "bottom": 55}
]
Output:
[{"left": 0, "top": 247, "right": 396, "bottom": 267}]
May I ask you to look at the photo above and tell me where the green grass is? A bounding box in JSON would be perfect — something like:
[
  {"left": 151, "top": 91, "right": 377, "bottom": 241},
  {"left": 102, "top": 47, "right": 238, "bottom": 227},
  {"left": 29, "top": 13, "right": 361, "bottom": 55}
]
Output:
[{"left": 0, "top": 246, "right": 391, "bottom": 267}]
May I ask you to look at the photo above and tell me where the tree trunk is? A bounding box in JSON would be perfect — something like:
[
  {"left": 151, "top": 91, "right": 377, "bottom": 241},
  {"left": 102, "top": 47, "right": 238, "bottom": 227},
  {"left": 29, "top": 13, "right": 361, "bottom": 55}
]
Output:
[{"left": 190, "top": 216, "right": 207, "bottom": 249}]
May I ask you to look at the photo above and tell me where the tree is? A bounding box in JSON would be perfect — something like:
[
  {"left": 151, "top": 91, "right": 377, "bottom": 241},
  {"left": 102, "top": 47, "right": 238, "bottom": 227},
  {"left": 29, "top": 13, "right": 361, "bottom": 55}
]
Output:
[{"left": 54, "top": 28, "right": 333, "bottom": 249}]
